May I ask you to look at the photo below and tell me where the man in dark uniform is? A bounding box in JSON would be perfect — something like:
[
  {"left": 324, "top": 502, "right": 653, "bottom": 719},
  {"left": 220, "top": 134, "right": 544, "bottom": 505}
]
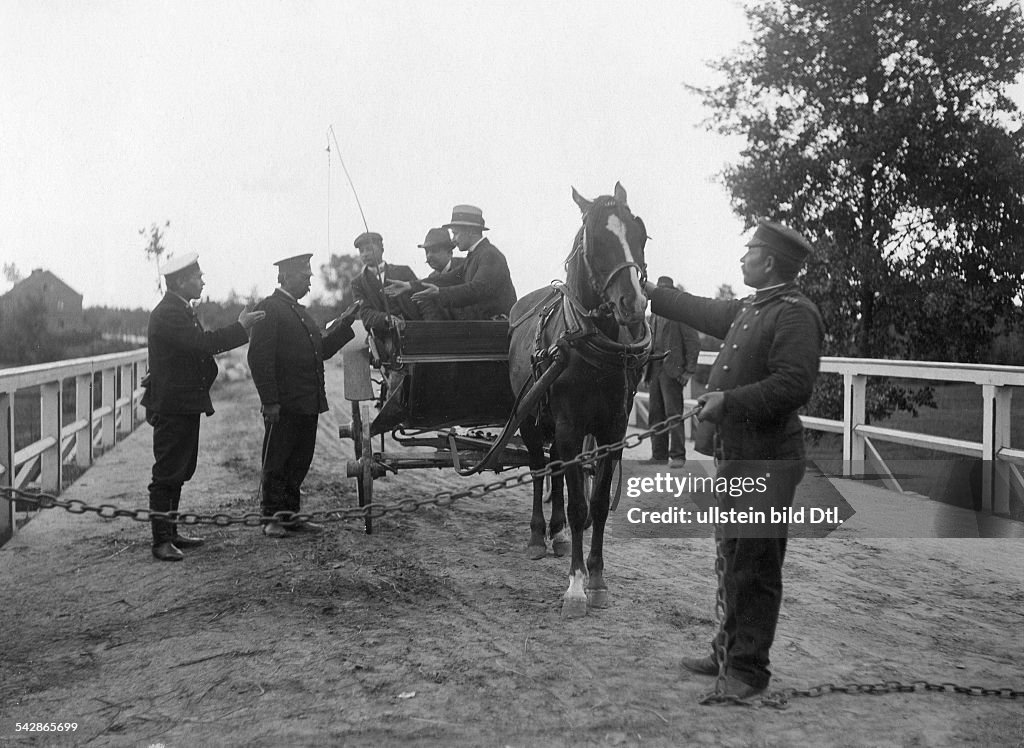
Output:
[
  {"left": 349, "top": 231, "right": 422, "bottom": 334},
  {"left": 411, "top": 205, "right": 517, "bottom": 319},
  {"left": 646, "top": 220, "right": 823, "bottom": 700},
  {"left": 142, "top": 252, "right": 265, "bottom": 561},
  {"left": 247, "top": 254, "right": 359, "bottom": 538},
  {"left": 642, "top": 275, "right": 702, "bottom": 469}
]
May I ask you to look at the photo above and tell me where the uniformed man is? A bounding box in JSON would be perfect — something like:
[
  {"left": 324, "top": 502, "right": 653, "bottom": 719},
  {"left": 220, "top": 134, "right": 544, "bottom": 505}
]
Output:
[
  {"left": 248, "top": 254, "right": 359, "bottom": 537},
  {"left": 142, "top": 252, "right": 265, "bottom": 561},
  {"left": 349, "top": 231, "right": 421, "bottom": 334},
  {"left": 646, "top": 219, "right": 823, "bottom": 700},
  {"left": 411, "top": 205, "right": 517, "bottom": 320}
]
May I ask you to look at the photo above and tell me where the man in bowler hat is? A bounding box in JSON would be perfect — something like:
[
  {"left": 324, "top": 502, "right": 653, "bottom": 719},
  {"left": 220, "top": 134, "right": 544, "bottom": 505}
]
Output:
[
  {"left": 642, "top": 275, "right": 701, "bottom": 469},
  {"left": 247, "top": 253, "right": 360, "bottom": 537},
  {"left": 410, "top": 205, "right": 517, "bottom": 319},
  {"left": 142, "top": 252, "right": 265, "bottom": 561},
  {"left": 646, "top": 220, "right": 823, "bottom": 700},
  {"left": 386, "top": 227, "right": 466, "bottom": 320}
]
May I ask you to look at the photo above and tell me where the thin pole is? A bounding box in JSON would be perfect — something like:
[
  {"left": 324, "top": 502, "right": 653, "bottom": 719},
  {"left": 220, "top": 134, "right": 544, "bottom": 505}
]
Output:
[{"left": 328, "top": 125, "right": 370, "bottom": 232}]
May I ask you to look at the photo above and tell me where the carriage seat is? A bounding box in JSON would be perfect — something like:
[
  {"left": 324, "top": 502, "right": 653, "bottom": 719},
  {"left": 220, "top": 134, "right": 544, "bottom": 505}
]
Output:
[{"left": 394, "top": 320, "right": 510, "bottom": 363}]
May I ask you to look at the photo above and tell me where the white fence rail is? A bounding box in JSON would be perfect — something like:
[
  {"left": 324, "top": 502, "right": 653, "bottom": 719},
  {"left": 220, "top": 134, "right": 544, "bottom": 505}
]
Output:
[
  {"left": 0, "top": 349, "right": 148, "bottom": 543},
  {"left": 635, "top": 352, "right": 1024, "bottom": 516}
]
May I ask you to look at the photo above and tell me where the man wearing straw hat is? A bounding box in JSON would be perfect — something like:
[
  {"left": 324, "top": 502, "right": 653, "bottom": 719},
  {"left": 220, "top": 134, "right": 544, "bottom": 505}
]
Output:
[
  {"left": 411, "top": 205, "right": 517, "bottom": 320},
  {"left": 142, "top": 252, "right": 265, "bottom": 562}
]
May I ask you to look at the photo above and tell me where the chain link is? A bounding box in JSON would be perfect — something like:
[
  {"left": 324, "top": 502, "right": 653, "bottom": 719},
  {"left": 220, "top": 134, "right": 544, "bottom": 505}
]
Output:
[{"left": 3, "top": 406, "right": 1021, "bottom": 704}]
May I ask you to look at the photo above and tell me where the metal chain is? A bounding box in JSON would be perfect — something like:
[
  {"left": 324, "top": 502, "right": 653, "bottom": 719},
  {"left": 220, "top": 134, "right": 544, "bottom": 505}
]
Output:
[
  {"left": 0, "top": 407, "right": 702, "bottom": 527},
  {"left": 3, "top": 407, "right": 1021, "bottom": 703}
]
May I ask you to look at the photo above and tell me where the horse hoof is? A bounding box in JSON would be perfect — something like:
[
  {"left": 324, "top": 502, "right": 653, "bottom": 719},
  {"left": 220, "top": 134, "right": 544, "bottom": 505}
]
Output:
[
  {"left": 552, "top": 540, "right": 571, "bottom": 557},
  {"left": 527, "top": 544, "right": 547, "bottom": 560},
  {"left": 586, "top": 588, "right": 609, "bottom": 608},
  {"left": 561, "top": 597, "right": 588, "bottom": 619}
]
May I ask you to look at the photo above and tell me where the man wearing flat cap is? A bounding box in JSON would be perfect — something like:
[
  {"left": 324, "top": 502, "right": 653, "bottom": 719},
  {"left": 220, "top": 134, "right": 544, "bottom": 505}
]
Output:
[
  {"left": 247, "top": 253, "right": 360, "bottom": 538},
  {"left": 142, "top": 252, "right": 265, "bottom": 561},
  {"left": 643, "top": 275, "right": 701, "bottom": 469},
  {"left": 645, "top": 219, "right": 823, "bottom": 701},
  {"left": 410, "top": 205, "right": 517, "bottom": 320},
  {"left": 350, "top": 231, "right": 422, "bottom": 335}
]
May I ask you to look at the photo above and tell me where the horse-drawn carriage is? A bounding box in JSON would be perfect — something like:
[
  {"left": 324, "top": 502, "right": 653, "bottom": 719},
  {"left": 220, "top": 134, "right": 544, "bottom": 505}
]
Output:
[
  {"left": 339, "top": 183, "right": 652, "bottom": 618},
  {"left": 338, "top": 318, "right": 535, "bottom": 535}
]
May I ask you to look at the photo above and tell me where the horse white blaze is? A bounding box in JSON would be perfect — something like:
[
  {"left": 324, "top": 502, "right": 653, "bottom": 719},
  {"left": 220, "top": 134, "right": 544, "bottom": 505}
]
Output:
[{"left": 605, "top": 214, "right": 645, "bottom": 316}]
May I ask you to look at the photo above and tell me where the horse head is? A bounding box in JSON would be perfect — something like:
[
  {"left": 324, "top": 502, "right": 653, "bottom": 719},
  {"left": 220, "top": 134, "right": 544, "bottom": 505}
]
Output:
[{"left": 569, "top": 182, "right": 649, "bottom": 328}]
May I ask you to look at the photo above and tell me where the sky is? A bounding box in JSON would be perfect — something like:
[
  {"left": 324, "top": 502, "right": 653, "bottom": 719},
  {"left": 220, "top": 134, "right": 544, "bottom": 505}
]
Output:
[{"left": 1, "top": 1, "right": 1021, "bottom": 311}]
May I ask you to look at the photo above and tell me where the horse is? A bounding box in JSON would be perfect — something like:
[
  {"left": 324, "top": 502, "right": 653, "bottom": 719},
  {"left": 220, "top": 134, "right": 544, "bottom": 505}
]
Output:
[{"left": 508, "top": 182, "right": 651, "bottom": 618}]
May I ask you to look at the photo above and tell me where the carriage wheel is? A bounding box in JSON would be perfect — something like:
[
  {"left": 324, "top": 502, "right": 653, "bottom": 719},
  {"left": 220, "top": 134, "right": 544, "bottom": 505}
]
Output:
[{"left": 351, "top": 401, "right": 374, "bottom": 534}]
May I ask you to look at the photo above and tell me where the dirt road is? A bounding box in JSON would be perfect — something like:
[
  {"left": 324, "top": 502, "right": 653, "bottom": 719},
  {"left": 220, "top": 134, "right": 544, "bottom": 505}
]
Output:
[{"left": 1, "top": 368, "right": 1022, "bottom": 747}]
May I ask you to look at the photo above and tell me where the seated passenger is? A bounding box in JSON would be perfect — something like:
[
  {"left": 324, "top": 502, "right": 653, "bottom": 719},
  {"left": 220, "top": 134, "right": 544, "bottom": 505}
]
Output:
[
  {"left": 393, "top": 227, "right": 466, "bottom": 320},
  {"left": 410, "top": 205, "right": 517, "bottom": 320},
  {"left": 350, "top": 231, "right": 421, "bottom": 335}
]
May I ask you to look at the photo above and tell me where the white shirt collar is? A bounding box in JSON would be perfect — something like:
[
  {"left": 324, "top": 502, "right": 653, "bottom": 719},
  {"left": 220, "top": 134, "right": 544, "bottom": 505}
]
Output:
[{"left": 467, "top": 237, "right": 485, "bottom": 254}]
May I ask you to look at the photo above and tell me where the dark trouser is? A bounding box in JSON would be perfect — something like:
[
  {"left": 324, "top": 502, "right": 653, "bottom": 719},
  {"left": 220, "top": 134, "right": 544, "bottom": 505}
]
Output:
[
  {"left": 260, "top": 413, "right": 319, "bottom": 518},
  {"left": 415, "top": 298, "right": 450, "bottom": 320},
  {"left": 148, "top": 412, "right": 201, "bottom": 544},
  {"left": 648, "top": 365, "right": 686, "bottom": 461},
  {"left": 710, "top": 458, "right": 805, "bottom": 689}
]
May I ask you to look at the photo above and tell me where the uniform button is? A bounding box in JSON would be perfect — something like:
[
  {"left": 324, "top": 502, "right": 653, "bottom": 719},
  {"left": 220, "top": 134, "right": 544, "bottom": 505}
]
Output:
[
  {"left": 719, "top": 343, "right": 725, "bottom": 349},
  {"left": 743, "top": 324, "right": 749, "bottom": 329},
  {"left": 732, "top": 344, "right": 738, "bottom": 349},
  {"left": 754, "top": 310, "right": 760, "bottom": 315},
  {"left": 723, "top": 365, "right": 730, "bottom": 371}
]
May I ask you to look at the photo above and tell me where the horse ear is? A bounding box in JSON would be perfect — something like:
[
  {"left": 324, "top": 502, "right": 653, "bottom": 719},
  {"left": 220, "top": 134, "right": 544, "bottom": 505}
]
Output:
[
  {"left": 614, "top": 181, "right": 628, "bottom": 206},
  {"left": 571, "top": 186, "right": 591, "bottom": 214}
]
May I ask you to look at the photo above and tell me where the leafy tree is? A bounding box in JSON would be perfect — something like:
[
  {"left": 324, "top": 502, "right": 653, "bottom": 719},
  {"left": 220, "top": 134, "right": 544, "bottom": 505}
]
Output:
[
  {"left": 140, "top": 220, "right": 171, "bottom": 295},
  {"left": 320, "top": 253, "right": 362, "bottom": 311},
  {"left": 0, "top": 294, "right": 60, "bottom": 364},
  {"left": 692, "top": 0, "right": 1024, "bottom": 362}
]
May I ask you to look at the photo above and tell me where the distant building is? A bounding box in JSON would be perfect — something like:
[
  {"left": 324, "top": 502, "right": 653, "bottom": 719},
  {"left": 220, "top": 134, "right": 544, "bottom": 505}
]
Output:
[{"left": 0, "top": 269, "right": 87, "bottom": 334}]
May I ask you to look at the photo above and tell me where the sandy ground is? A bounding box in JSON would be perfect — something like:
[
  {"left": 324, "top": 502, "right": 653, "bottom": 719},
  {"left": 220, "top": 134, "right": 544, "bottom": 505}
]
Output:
[{"left": 1, "top": 361, "right": 1022, "bottom": 747}]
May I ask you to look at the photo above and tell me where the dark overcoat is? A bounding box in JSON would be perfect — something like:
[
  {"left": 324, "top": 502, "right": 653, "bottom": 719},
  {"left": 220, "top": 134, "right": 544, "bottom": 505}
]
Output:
[
  {"left": 141, "top": 293, "right": 249, "bottom": 416},
  {"left": 434, "top": 239, "right": 517, "bottom": 319},
  {"left": 351, "top": 263, "right": 420, "bottom": 334},
  {"left": 650, "top": 283, "right": 823, "bottom": 460},
  {"left": 247, "top": 289, "right": 355, "bottom": 415},
  {"left": 649, "top": 314, "right": 702, "bottom": 382}
]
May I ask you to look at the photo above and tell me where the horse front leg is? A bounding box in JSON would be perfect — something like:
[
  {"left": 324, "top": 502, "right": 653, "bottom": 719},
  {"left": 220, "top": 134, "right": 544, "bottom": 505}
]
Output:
[
  {"left": 548, "top": 444, "right": 569, "bottom": 557},
  {"left": 585, "top": 449, "right": 618, "bottom": 609},
  {"left": 558, "top": 431, "right": 589, "bottom": 619},
  {"left": 521, "top": 420, "right": 548, "bottom": 560}
]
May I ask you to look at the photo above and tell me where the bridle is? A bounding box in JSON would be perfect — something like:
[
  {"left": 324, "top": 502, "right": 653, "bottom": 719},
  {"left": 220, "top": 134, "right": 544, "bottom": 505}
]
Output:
[{"left": 567, "top": 197, "right": 648, "bottom": 310}]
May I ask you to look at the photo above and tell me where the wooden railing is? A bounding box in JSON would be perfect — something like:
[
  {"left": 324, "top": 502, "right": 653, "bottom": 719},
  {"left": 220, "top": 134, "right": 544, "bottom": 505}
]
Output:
[
  {"left": 635, "top": 353, "right": 1024, "bottom": 516},
  {"left": 0, "top": 349, "right": 148, "bottom": 544}
]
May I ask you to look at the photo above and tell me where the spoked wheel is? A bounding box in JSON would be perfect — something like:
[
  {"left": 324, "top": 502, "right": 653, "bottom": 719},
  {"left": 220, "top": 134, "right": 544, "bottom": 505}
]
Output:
[{"left": 351, "top": 401, "right": 374, "bottom": 534}]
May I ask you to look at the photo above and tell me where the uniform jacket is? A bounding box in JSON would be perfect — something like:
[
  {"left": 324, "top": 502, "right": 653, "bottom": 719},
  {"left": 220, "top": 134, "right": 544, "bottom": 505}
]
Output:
[
  {"left": 351, "top": 263, "right": 420, "bottom": 335},
  {"left": 247, "top": 289, "right": 355, "bottom": 415},
  {"left": 141, "top": 293, "right": 249, "bottom": 416},
  {"left": 650, "top": 283, "right": 823, "bottom": 460},
  {"left": 648, "top": 314, "right": 701, "bottom": 382},
  {"left": 434, "top": 239, "right": 517, "bottom": 319}
]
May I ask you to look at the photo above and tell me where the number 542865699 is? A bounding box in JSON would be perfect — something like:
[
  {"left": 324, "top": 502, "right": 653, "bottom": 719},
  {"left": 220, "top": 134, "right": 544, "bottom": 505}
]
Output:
[{"left": 16, "top": 723, "right": 78, "bottom": 732}]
